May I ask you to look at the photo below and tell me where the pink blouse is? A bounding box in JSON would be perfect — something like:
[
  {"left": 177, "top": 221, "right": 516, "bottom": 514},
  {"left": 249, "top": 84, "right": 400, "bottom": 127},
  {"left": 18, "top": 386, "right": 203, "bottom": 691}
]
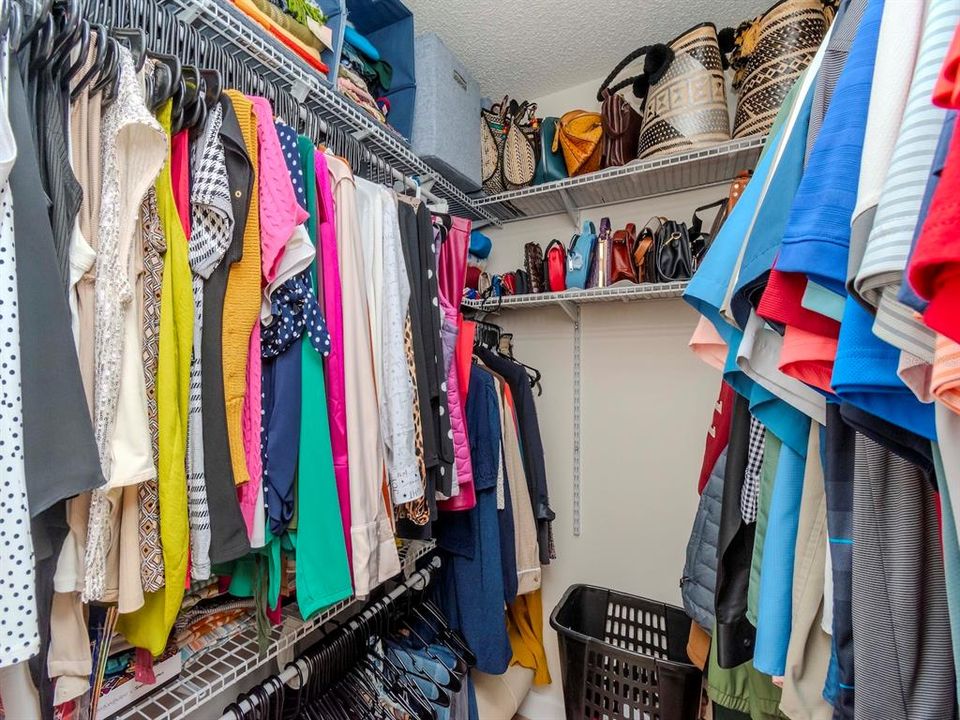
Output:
[{"left": 316, "top": 151, "right": 352, "bottom": 561}]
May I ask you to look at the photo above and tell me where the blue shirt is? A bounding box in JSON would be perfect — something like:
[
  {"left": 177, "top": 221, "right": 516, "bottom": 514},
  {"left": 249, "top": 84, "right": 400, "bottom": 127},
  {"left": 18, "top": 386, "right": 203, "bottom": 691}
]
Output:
[
  {"left": 831, "top": 298, "right": 935, "bottom": 439},
  {"left": 775, "top": 0, "right": 885, "bottom": 296}
]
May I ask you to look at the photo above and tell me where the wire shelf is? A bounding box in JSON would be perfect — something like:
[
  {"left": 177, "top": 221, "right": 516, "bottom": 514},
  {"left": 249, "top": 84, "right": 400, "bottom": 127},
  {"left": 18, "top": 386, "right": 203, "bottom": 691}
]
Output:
[
  {"left": 154, "top": 0, "right": 500, "bottom": 226},
  {"left": 461, "top": 282, "right": 689, "bottom": 312},
  {"left": 475, "top": 137, "right": 766, "bottom": 223},
  {"left": 111, "top": 540, "right": 437, "bottom": 720}
]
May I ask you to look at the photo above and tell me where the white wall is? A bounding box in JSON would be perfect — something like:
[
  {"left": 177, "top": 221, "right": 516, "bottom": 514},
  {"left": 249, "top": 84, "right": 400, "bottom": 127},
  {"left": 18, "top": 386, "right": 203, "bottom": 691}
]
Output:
[{"left": 482, "top": 186, "right": 725, "bottom": 717}]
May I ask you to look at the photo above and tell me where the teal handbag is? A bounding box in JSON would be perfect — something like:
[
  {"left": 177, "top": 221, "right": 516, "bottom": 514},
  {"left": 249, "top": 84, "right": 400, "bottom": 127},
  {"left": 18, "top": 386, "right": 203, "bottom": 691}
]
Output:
[
  {"left": 566, "top": 221, "right": 597, "bottom": 289},
  {"left": 534, "top": 117, "right": 569, "bottom": 185}
]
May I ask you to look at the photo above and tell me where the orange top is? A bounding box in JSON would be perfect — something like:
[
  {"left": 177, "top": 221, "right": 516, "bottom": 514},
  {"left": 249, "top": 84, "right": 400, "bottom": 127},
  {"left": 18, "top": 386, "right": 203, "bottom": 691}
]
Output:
[
  {"left": 934, "top": 24, "right": 960, "bottom": 109},
  {"left": 223, "top": 90, "right": 261, "bottom": 487}
]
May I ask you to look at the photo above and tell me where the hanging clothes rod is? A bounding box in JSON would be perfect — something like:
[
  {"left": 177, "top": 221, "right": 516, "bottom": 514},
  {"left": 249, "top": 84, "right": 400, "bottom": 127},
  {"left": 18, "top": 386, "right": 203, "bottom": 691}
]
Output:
[
  {"left": 80, "top": 0, "right": 446, "bottom": 208},
  {"left": 218, "top": 555, "right": 443, "bottom": 720}
]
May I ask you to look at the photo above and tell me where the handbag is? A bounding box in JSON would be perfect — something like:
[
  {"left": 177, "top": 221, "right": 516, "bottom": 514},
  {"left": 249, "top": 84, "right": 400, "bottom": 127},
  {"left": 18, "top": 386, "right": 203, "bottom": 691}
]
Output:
[
  {"left": 544, "top": 240, "right": 567, "bottom": 292},
  {"left": 610, "top": 223, "right": 639, "bottom": 284},
  {"left": 501, "top": 272, "right": 518, "bottom": 295},
  {"left": 515, "top": 269, "right": 530, "bottom": 295},
  {"left": 634, "top": 226, "right": 658, "bottom": 283},
  {"left": 588, "top": 217, "right": 613, "bottom": 288},
  {"left": 688, "top": 169, "right": 754, "bottom": 268},
  {"left": 729, "top": 0, "right": 835, "bottom": 138},
  {"left": 655, "top": 218, "right": 694, "bottom": 282},
  {"left": 503, "top": 101, "right": 539, "bottom": 190},
  {"left": 481, "top": 97, "right": 509, "bottom": 194},
  {"left": 566, "top": 221, "right": 597, "bottom": 289},
  {"left": 534, "top": 116, "right": 569, "bottom": 184},
  {"left": 554, "top": 110, "right": 603, "bottom": 177},
  {"left": 524, "top": 241, "right": 545, "bottom": 294},
  {"left": 599, "top": 89, "right": 641, "bottom": 167}
]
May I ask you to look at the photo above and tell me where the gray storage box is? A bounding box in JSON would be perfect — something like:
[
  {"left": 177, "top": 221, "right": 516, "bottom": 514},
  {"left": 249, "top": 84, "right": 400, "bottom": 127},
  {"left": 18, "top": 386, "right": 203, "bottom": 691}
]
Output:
[{"left": 412, "top": 32, "right": 481, "bottom": 193}]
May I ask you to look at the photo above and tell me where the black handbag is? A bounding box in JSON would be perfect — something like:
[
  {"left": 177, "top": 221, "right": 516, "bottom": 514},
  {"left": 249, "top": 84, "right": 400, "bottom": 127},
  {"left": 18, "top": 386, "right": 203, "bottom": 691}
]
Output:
[
  {"left": 641, "top": 216, "right": 694, "bottom": 283},
  {"left": 656, "top": 218, "right": 694, "bottom": 282}
]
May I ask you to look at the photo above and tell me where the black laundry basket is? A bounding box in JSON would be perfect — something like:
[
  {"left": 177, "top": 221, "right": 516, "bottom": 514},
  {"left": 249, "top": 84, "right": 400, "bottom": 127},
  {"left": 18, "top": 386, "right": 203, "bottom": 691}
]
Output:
[{"left": 550, "top": 584, "right": 702, "bottom": 720}]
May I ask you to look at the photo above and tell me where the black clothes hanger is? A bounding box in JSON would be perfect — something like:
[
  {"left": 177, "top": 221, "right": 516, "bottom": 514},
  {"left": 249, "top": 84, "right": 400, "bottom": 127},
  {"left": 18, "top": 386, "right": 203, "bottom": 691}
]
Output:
[
  {"left": 70, "top": 22, "right": 102, "bottom": 100},
  {"left": 19, "top": 0, "right": 52, "bottom": 49},
  {"left": 45, "top": 0, "right": 79, "bottom": 73},
  {"left": 60, "top": 16, "right": 87, "bottom": 88},
  {"left": 109, "top": 27, "right": 145, "bottom": 72}
]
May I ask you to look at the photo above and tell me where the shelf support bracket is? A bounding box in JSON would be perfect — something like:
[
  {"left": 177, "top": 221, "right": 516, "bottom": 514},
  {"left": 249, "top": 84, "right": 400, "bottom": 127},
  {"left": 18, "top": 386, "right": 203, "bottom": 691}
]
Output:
[
  {"left": 290, "top": 78, "right": 311, "bottom": 104},
  {"left": 176, "top": 3, "right": 202, "bottom": 24},
  {"left": 558, "top": 300, "right": 578, "bottom": 324},
  {"left": 558, "top": 188, "right": 579, "bottom": 228}
]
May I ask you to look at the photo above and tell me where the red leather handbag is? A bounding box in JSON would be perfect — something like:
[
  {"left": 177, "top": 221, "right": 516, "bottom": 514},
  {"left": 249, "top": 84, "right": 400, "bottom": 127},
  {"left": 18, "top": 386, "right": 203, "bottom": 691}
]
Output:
[{"left": 544, "top": 239, "right": 567, "bottom": 292}]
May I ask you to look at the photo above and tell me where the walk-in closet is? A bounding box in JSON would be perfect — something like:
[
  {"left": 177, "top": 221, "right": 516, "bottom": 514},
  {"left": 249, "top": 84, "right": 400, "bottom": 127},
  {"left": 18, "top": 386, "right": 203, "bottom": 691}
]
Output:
[{"left": 0, "top": 0, "right": 950, "bottom": 718}]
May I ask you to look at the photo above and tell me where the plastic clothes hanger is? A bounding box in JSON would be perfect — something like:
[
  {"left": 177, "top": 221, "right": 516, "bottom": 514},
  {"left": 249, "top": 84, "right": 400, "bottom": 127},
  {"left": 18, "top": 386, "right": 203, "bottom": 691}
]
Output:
[
  {"left": 109, "top": 27, "right": 145, "bottom": 72},
  {"left": 60, "top": 16, "right": 87, "bottom": 88}
]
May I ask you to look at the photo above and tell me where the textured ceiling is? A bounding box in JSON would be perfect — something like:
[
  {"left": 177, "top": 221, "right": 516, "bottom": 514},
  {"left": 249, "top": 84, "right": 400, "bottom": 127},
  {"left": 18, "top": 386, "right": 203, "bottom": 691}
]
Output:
[{"left": 406, "top": 0, "right": 772, "bottom": 99}]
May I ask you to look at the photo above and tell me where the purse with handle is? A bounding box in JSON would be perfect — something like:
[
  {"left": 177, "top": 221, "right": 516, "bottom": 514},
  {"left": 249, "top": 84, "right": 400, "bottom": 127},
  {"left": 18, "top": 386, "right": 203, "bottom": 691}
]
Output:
[
  {"left": 524, "top": 241, "right": 545, "bottom": 294},
  {"left": 503, "top": 101, "right": 540, "bottom": 189},
  {"left": 610, "top": 223, "right": 640, "bottom": 284},
  {"left": 566, "top": 221, "right": 598, "bottom": 289},
  {"left": 481, "top": 97, "right": 510, "bottom": 194},
  {"left": 634, "top": 226, "right": 658, "bottom": 283},
  {"left": 545, "top": 240, "right": 568, "bottom": 292},
  {"left": 554, "top": 110, "right": 603, "bottom": 177},
  {"left": 534, "top": 116, "right": 569, "bottom": 184},
  {"left": 588, "top": 217, "right": 614, "bottom": 288},
  {"left": 599, "top": 88, "right": 642, "bottom": 167},
  {"left": 655, "top": 218, "right": 694, "bottom": 282}
]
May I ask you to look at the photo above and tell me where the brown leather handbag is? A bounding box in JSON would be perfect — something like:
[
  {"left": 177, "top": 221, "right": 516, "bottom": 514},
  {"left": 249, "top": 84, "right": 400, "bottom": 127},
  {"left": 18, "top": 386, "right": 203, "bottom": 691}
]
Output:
[
  {"left": 634, "top": 225, "right": 658, "bottom": 283},
  {"left": 554, "top": 109, "right": 603, "bottom": 176},
  {"left": 524, "top": 242, "right": 545, "bottom": 293},
  {"left": 730, "top": 0, "right": 835, "bottom": 138},
  {"left": 610, "top": 224, "right": 639, "bottom": 284},
  {"left": 599, "top": 89, "right": 641, "bottom": 168}
]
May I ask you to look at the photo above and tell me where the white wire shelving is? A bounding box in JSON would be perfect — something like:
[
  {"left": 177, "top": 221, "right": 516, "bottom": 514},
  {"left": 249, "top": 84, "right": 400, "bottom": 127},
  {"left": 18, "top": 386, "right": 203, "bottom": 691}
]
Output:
[
  {"left": 475, "top": 136, "right": 765, "bottom": 226},
  {"left": 112, "top": 540, "right": 437, "bottom": 720},
  {"left": 461, "top": 281, "right": 689, "bottom": 315},
  {"left": 154, "top": 0, "right": 500, "bottom": 226}
]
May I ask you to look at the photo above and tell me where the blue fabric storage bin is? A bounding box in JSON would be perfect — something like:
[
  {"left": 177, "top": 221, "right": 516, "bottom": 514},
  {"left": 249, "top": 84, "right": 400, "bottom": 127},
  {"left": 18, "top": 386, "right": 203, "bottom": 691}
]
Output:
[
  {"left": 317, "top": 0, "right": 347, "bottom": 87},
  {"left": 412, "top": 32, "right": 481, "bottom": 193},
  {"left": 344, "top": 0, "right": 416, "bottom": 140}
]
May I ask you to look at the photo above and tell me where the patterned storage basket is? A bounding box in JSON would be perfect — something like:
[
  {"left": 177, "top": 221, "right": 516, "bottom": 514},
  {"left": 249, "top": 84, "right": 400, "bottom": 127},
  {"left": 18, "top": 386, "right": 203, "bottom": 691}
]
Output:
[
  {"left": 731, "top": 0, "right": 835, "bottom": 138},
  {"left": 638, "top": 23, "right": 731, "bottom": 159}
]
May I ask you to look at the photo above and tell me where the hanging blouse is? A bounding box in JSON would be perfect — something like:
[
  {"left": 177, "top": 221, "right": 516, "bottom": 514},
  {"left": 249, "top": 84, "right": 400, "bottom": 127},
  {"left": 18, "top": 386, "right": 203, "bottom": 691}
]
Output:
[
  {"left": 186, "top": 103, "right": 234, "bottom": 581},
  {"left": 314, "top": 149, "right": 353, "bottom": 559},
  {"left": 201, "top": 95, "right": 252, "bottom": 565},
  {"left": 376, "top": 186, "right": 422, "bottom": 505},
  {"left": 115, "top": 100, "right": 193, "bottom": 656},
  {"left": 0, "top": 39, "right": 38, "bottom": 669},
  {"left": 329, "top": 155, "right": 400, "bottom": 596}
]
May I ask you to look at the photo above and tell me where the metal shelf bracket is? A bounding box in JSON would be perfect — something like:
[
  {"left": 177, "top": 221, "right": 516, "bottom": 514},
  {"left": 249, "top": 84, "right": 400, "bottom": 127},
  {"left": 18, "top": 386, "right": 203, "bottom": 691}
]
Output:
[
  {"left": 558, "top": 300, "right": 578, "bottom": 324},
  {"left": 558, "top": 188, "right": 579, "bottom": 228}
]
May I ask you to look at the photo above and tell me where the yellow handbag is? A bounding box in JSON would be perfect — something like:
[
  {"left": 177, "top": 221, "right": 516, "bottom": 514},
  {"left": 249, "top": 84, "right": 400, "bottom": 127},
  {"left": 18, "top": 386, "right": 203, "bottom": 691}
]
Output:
[{"left": 553, "top": 110, "right": 603, "bottom": 177}]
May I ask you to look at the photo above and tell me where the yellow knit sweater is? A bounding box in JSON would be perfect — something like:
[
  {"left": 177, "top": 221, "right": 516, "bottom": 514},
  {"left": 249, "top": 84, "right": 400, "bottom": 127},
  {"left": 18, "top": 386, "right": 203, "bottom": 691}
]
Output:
[{"left": 222, "top": 90, "right": 261, "bottom": 486}]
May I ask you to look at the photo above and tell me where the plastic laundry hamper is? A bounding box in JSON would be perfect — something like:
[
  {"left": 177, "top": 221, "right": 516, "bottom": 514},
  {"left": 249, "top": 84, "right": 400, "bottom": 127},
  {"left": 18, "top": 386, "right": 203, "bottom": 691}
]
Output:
[{"left": 550, "top": 584, "right": 702, "bottom": 720}]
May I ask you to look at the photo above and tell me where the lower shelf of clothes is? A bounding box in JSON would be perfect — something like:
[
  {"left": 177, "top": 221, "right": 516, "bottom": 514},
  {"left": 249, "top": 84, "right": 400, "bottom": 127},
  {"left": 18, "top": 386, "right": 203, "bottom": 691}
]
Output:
[{"left": 107, "top": 541, "right": 436, "bottom": 720}]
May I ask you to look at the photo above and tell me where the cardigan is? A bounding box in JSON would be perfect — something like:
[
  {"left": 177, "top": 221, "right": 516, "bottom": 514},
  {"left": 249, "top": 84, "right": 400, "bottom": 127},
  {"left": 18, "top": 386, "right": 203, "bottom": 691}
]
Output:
[{"left": 222, "top": 90, "right": 261, "bottom": 492}]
